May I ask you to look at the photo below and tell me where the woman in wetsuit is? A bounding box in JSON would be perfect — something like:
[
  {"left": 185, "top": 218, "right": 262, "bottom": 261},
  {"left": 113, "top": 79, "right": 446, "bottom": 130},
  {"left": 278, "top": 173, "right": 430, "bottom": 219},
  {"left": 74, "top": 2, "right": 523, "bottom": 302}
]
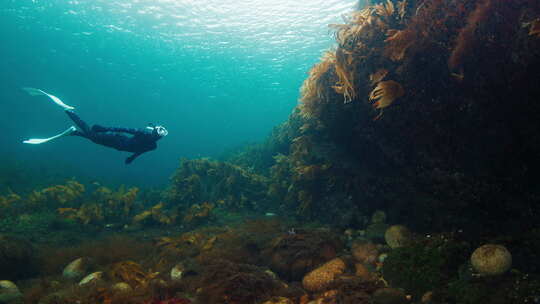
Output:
[{"left": 22, "top": 88, "right": 168, "bottom": 164}]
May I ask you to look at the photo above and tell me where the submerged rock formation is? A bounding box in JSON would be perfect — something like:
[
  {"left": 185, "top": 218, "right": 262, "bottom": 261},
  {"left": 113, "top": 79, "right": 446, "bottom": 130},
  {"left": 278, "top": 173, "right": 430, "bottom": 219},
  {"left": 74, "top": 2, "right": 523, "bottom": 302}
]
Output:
[{"left": 255, "top": 0, "right": 540, "bottom": 236}]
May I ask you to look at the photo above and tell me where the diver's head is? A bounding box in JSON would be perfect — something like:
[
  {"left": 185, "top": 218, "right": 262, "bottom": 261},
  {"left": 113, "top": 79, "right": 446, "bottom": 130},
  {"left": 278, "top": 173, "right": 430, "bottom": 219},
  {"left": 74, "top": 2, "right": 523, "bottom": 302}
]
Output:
[
  {"left": 146, "top": 124, "right": 168, "bottom": 138},
  {"left": 154, "top": 125, "right": 168, "bottom": 137}
]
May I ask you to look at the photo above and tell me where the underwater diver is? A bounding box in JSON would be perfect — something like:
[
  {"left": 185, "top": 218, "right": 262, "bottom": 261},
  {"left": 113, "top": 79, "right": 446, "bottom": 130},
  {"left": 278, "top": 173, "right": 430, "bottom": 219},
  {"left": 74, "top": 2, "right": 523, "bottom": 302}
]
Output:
[{"left": 22, "top": 88, "right": 168, "bottom": 164}]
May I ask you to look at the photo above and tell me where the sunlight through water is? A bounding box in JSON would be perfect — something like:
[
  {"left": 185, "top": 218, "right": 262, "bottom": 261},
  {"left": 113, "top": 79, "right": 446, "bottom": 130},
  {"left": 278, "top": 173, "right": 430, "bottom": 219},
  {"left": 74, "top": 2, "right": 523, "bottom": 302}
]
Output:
[
  {"left": 0, "top": 0, "right": 357, "bottom": 184},
  {"left": 3, "top": 0, "right": 356, "bottom": 102}
]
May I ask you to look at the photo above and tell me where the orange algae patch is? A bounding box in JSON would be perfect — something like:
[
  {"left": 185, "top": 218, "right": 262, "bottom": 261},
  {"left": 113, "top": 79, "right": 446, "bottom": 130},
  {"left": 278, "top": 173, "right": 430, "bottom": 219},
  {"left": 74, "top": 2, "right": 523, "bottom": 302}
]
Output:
[{"left": 299, "top": 51, "right": 335, "bottom": 119}]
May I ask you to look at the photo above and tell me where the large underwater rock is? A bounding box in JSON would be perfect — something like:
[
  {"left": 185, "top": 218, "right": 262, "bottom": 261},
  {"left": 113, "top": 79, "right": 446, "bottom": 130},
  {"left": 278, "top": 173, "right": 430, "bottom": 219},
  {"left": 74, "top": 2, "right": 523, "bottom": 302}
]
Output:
[
  {"left": 263, "top": 0, "right": 540, "bottom": 235},
  {"left": 0, "top": 234, "right": 39, "bottom": 281}
]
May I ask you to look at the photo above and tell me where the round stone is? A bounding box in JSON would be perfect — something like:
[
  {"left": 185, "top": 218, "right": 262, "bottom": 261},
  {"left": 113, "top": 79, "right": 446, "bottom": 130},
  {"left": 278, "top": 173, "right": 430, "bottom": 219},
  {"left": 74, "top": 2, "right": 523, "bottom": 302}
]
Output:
[
  {"left": 63, "top": 257, "right": 87, "bottom": 279},
  {"left": 470, "top": 244, "right": 512, "bottom": 276}
]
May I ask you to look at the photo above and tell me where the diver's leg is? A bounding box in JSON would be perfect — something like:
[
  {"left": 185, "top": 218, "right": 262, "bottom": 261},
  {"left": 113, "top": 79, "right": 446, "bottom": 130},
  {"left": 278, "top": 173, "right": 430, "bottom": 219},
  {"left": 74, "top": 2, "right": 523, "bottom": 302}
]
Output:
[{"left": 65, "top": 110, "right": 91, "bottom": 134}]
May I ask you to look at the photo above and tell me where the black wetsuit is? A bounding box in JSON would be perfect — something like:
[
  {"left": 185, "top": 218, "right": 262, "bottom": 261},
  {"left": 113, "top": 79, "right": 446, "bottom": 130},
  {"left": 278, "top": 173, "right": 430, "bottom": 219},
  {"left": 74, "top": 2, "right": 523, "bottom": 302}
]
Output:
[{"left": 66, "top": 110, "right": 161, "bottom": 164}]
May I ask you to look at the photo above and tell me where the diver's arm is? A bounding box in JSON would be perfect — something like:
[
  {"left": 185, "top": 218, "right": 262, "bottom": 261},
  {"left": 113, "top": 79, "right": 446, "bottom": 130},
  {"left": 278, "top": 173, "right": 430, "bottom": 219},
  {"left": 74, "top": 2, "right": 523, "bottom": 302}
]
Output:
[{"left": 125, "top": 152, "right": 143, "bottom": 164}]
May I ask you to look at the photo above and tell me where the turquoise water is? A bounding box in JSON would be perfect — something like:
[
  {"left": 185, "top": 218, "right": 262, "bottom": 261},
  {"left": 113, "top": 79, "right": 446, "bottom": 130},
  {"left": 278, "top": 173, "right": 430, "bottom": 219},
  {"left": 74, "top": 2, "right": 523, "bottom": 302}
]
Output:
[{"left": 0, "top": 0, "right": 355, "bottom": 186}]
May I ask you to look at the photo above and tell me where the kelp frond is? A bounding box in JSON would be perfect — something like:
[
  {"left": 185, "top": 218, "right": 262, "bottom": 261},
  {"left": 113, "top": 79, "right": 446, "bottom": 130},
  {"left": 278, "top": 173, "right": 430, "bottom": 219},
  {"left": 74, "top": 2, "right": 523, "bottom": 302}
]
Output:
[
  {"left": 350, "top": 7, "right": 373, "bottom": 25},
  {"left": 370, "top": 69, "right": 389, "bottom": 86},
  {"left": 333, "top": 48, "right": 357, "bottom": 103},
  {"left": 528, "top": 18, "right": 540, "bottom": 37},
  {"left": 299, "top": 50, "right": 336, "bottom": 118},
  {"left": 331, "top": 23, "right": 367, "bottom": 50},
  {"left": 369, "top": 80, "right": 405, "bottom": 120},
  {"left": 369, "top": 80, "right": 404, "bottom": 109},
  {"left": 383, "top": 29, "right": 416, "bottom": 61},
  {"left": 374, "top": 0, "right": 395, "bottom": 18},
  {"left": 331, "top": 7, "right": 384, "bottom": 50},
  {"left": 397, "top": 1, "right": 407, "bottom": 20}
]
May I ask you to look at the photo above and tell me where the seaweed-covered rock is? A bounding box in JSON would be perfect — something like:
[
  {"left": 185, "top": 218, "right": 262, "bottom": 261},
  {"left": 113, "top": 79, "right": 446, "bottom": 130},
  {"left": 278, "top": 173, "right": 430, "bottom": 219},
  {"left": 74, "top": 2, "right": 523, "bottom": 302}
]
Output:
[
  {"left": 167, "top": 158, "right": 270, "bottom": 212},
  {"left": 445, "top": 269, "right": 540, "bottom": 304},
  {"left": 258, "top": 0, "right": 540, "bottom": 238},
  {"left": 371, "top": 288, "right": 407, "bottom": 304},
  {"left": 266, "top": 230, "right": 343, "bottom": 281},
  {"left": 0, "top": 234, "right": 38, "bottom": 280},
  {"left": 198, "top": 260, "right": 286, "bottom": 304},
  {"left": 382, "top": 234, "right": 469, "bottom": 298}
]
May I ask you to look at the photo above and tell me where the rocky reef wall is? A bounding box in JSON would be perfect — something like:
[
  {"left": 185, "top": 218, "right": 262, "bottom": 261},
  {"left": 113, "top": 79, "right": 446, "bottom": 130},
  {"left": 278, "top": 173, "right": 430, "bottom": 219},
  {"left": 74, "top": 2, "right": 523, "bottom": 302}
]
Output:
[{"left": 257, "top": 0, "right": 540, "bottom": 235}]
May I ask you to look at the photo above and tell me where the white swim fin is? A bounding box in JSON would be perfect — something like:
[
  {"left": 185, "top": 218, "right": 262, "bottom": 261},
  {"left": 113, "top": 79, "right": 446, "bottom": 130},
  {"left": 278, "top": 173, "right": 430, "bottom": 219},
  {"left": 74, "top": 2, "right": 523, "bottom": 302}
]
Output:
[
  {"left": 23, "top": 126, "right": 77, "bottom": 144},
  {"left": 22, "top": 87, "right": 75, "bottom": 110}
]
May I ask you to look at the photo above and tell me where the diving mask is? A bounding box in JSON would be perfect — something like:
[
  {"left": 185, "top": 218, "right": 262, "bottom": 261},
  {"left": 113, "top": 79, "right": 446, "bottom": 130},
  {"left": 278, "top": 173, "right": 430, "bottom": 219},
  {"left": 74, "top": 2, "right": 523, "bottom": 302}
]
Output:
[
  {"left": 147, "top": 125, "right": 168, "bottom": 137},
  {"left": 155, "top": 125, "right": 168, "bottom": 137}
]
